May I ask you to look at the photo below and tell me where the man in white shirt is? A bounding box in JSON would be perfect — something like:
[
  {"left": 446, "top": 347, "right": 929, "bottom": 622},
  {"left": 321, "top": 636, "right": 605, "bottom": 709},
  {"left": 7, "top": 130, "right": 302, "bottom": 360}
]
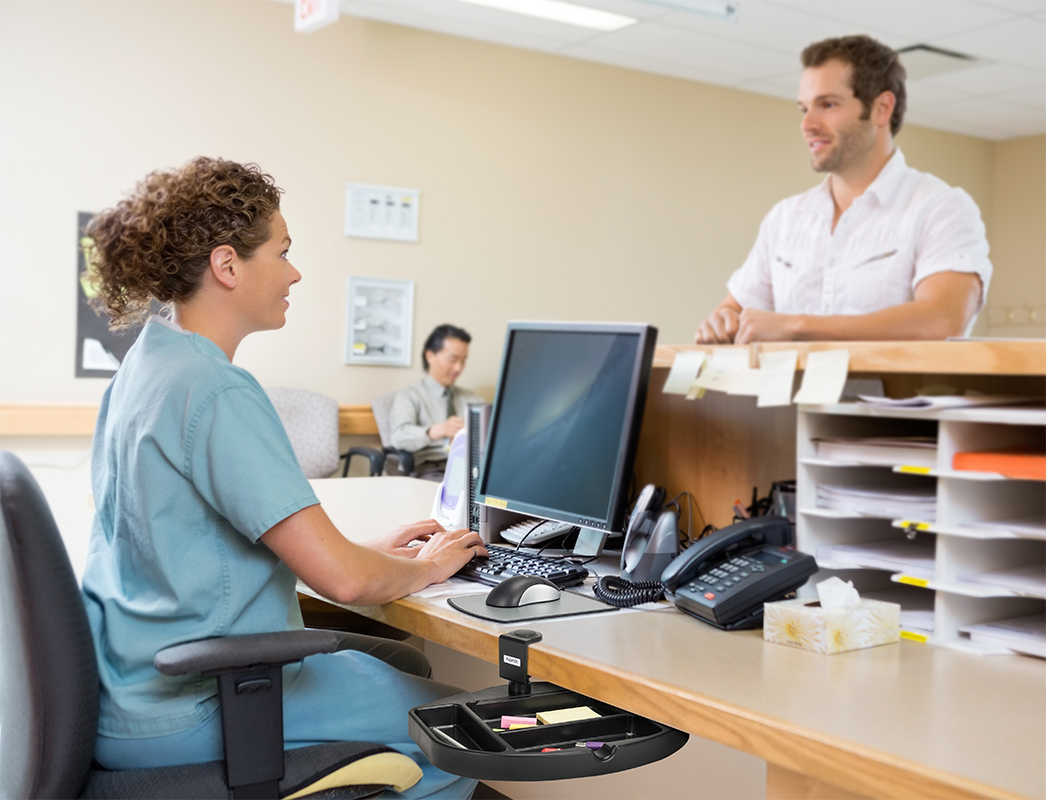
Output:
[
  {"left": 389, "top": 324, "right": 484, "bottom": 479},
  {"left": 696, "top": 35, "right": 992, "bottom": 344}
]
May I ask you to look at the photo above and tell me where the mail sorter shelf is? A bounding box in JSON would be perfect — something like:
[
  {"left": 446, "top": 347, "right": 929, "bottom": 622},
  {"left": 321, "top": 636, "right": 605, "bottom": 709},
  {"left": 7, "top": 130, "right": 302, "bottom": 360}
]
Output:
[
  {"left": 409, "top": 682, "right": 688, "bottom": 781},
  {"left": 797, "top": 404, "right": 1045, "bottom": 655}
]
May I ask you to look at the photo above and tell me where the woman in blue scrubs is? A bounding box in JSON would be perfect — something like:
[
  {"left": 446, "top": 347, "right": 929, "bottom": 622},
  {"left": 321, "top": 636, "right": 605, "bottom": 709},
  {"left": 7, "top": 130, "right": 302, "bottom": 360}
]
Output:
[{"left": 81, "top": 157, "right": 486, "bottom": 799}]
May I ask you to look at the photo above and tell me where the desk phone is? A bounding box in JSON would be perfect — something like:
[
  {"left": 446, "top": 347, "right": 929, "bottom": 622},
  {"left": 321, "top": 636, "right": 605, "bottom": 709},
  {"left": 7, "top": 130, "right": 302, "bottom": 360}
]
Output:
[{"left": 661, "top": 516, "right": 818, "bottom": 630}]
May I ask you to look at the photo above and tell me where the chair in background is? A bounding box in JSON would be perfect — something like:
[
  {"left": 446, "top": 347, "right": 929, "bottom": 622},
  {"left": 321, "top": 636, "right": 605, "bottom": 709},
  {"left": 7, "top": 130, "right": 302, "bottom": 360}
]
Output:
[
  {"left": 0, "top": 450, "right": 421, "bottom": 800},
  {"left": 265, "top": 387, "right": 384, "bottom": 479},
  {"left": 370, "top": 390, "right": 416, "bottom": 477}
]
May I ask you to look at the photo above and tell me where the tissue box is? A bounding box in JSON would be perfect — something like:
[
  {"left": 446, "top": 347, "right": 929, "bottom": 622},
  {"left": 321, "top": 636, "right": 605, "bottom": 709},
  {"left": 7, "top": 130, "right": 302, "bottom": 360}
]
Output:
[{"left": 763, "top": 598, "right": 900, "bottom": 655}]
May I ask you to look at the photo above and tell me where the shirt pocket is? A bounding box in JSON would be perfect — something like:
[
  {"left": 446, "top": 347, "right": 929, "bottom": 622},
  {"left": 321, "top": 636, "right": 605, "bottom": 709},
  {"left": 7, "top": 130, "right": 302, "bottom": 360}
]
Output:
[
  {"left": 769, "top": 250, "right": 818, "bottom": 313},
  {"left": 845, "top": 245, "right": 913, "bottom": 310}
]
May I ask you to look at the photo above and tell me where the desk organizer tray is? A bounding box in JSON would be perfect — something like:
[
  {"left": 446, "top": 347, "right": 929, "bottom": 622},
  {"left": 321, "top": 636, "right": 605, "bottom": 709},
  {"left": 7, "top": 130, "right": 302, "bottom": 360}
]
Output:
[{"left": 409, "top": 682, "right": 687, "bottom": 781}]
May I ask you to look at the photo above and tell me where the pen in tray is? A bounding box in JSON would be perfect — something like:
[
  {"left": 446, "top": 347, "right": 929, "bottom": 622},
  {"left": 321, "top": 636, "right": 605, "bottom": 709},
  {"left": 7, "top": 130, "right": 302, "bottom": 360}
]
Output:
[{"left": 432, "top": 727, "right": 468, "bottom": 749}]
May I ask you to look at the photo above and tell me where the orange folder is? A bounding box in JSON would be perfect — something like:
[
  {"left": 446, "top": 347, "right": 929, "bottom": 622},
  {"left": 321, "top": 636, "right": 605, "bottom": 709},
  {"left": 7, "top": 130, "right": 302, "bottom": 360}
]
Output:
[{"left": 953, "top": 447, "right": 1046, "bottom": 481}]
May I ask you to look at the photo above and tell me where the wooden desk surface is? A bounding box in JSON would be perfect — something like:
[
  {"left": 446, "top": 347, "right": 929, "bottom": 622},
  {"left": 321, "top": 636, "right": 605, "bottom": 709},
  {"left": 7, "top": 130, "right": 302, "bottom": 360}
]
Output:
[{"left": 306, "top": 478, "right": 1046, "bottom": 800}]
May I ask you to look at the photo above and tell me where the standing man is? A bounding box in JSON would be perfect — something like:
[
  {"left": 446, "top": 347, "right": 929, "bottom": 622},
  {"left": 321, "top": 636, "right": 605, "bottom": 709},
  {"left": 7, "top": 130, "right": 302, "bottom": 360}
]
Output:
[
  {"left": 390, "top": 324, "right": 484, "bottom": 480},
  {"left": 696, "top": 35, "right": 992, "bottom": 345}
]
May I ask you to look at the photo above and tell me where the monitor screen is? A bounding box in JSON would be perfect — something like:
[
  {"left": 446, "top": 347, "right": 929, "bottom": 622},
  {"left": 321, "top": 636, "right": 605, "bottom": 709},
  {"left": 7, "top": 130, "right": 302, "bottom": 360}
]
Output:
[{"left": 476, "top": 321, "right": 657, "bottom": 534}]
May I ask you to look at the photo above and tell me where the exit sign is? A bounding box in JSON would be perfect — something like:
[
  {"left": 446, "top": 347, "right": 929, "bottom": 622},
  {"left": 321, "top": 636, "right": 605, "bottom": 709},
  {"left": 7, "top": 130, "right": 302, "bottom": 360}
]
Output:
[{"left": 294, "top": 0, "right": 339, "bottom": 33}]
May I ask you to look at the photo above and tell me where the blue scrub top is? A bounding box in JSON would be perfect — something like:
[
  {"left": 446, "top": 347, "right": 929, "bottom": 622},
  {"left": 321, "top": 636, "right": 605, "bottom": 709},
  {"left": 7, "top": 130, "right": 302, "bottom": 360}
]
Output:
[{"left": 82, "top": 317, "right": 319, "bottom": 738}]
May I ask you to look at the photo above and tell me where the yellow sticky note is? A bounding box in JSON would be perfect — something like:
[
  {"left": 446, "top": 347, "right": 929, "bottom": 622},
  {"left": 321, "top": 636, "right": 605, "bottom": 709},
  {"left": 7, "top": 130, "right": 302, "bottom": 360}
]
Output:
[{"left": 536, "top": 706, "right": 600, "bottom": 725}]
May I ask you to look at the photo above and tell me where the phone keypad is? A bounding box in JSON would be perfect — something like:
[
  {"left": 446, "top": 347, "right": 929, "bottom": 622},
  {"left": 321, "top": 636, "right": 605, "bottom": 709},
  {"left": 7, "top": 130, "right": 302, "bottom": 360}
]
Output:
[{"left": 684, "top": 553, "right": 774, "bottom": 600}]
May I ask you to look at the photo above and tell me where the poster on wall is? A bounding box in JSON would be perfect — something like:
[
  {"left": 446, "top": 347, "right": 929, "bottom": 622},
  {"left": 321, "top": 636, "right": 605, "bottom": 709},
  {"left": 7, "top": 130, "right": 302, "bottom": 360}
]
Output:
[{"left": 75, "top": 211, "right": 159, "bottom": 378}]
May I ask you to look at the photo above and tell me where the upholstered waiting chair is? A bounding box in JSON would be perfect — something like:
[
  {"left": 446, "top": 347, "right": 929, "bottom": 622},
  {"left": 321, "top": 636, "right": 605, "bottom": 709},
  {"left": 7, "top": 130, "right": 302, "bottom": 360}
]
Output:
[
  {"left": 265, "top": 387, "right": 384, "bottom": 479},
  {"left": 0, "top": 450, "right": 421, "bottom": 800},
  {"left": 370, "top": 390, "right": 415, "bottom": 477}
]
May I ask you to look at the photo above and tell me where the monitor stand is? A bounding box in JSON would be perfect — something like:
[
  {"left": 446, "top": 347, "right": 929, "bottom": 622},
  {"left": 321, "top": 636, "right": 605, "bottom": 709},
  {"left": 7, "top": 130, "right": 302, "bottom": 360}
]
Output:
[{"left": 573, "top": 527, "right": 609, "bottom": 557}]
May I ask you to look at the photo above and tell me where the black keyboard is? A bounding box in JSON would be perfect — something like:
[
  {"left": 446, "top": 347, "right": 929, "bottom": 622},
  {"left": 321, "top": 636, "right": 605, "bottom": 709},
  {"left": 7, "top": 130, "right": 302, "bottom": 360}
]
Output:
[{"left": 456, "top": 544, "right": 589, "bottom": 588}]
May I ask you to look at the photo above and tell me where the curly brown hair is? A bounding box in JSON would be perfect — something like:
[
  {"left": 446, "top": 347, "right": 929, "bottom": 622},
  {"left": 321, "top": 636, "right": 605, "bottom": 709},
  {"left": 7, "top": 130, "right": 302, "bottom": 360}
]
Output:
[
  {"left": 801, "top": 35, "right": 907, "bottom": 136},
  {"left": 85, "top": 157, "right": 283, "bottom": 329}
]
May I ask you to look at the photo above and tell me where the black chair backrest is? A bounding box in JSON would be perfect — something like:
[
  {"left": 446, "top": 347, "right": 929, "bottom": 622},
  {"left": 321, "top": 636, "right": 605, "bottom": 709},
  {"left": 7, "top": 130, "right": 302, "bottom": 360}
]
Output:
[{"left": 0, "top": 451, "right": 100, "bottom": 799}]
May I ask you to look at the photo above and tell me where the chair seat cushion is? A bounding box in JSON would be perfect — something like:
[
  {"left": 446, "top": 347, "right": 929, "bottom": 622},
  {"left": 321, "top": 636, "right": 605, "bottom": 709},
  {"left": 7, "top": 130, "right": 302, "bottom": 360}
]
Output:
[{"left": 80, "top": 742, "right": 422, "bottom": 799}]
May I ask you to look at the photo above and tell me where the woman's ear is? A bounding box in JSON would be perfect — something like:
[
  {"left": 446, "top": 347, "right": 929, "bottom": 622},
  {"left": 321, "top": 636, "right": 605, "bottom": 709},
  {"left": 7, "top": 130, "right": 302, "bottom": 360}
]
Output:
[{"left": 210, "top": 245, "right": 238, "bottom": 289}]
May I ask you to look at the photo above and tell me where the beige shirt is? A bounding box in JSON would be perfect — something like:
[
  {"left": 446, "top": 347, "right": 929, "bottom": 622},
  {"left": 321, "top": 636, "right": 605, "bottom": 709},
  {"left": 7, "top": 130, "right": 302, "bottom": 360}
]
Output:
[{"left": 389, "top": 375, "right": 484, "bottom": 465}]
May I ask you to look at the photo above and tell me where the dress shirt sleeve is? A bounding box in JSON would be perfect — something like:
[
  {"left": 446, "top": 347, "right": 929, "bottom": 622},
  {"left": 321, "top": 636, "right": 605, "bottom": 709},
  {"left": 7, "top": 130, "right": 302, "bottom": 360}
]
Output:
[
  {"left": 726, "top": 207, "right": 779, "bottom": 311},
  {"left": 911, "top": 187, "right": 993, "bottom": 311},
  {"left": 389, "top": 387, "right": 433, "bottom": 452}
]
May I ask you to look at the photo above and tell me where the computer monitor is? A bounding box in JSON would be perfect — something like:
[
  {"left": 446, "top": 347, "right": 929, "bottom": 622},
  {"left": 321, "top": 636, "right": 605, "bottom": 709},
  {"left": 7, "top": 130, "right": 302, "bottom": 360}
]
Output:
[{"left": 475, "top": 321, "right": 658, "bottom": 542}]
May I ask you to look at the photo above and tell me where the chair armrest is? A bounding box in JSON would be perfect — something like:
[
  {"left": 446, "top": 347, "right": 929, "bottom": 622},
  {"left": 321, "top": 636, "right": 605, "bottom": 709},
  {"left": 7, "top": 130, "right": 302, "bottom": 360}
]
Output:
[
  {"left": 342, "top": 446, "right": 385, "bottom": 477},
  {"left": 382, "top": 447, "right": 415, "bottom": 476},
  {"left": 155, "top": 629, "right": 356, "bottom": 676}
]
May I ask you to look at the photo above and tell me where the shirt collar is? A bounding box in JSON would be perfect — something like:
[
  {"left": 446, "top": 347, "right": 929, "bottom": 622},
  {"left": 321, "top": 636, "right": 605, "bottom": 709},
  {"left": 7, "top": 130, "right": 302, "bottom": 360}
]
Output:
[
  {"left": 863, "top": 148, "right": 907, "bottom": 207},
  {"left": 423, "top": 374, "right": 451, "bottom": 397}
]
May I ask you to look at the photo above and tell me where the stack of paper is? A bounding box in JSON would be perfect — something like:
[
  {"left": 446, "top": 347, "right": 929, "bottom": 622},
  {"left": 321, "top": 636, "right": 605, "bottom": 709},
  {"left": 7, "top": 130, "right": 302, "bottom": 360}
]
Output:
[
  {"left": 814, "top": 437, "right": 937, "bottom": 468},
  {"left": 968, "top": 514, "right": 1046, "bottom": 539},
  {"left": 857, "top": 394, "right": 1041, "bottom": 410},
  {"left": 816, "top": 537, "right": 936, "bottom": 578},
  {"left": 816, "top": 482, "right": 937, "bottom": 520},
  {"left": 958, "top": 564, "right": 1046, "bottom": 597},
  {"left": 862, "top": 587, "right": 935, "bottom": 633},
  {"left": 961, "top": 613, "right": 1046, "bottom": 658}
]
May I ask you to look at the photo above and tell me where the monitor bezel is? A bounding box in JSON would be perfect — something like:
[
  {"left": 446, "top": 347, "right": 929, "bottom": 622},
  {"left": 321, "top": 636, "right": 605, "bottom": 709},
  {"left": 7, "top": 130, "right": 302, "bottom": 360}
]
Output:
[{"left": 474, "top": 320, "right": 657, "bottom": 535}]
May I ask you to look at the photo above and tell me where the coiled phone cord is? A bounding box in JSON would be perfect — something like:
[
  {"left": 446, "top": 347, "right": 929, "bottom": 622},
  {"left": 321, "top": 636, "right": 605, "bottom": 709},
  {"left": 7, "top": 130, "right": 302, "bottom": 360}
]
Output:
[{"left": 593, "top": 575, "right": 665, "bottom": 607}]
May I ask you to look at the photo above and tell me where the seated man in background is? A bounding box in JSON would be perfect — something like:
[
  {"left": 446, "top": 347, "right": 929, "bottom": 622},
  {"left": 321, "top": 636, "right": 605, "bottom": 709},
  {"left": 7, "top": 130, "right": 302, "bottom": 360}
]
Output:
[
  {"left": 390, "top": 324, "right": 483, "bottom": 480},
  {"left": 696, "top": 34, "right": 992, "bottom": 345}
]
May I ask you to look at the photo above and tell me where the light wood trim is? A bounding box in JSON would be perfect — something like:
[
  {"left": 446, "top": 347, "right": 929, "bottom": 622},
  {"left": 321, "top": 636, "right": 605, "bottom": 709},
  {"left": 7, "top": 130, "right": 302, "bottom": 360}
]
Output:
[
  {"left": 0, "top": 405, "right": 99, "bottom": 436},
  {"left": 314, "top": 592, "right": 1021, "bottom": 800},
  {"left": 0, "top": 404, "right": 378, "bottom": 437},
  {"left": 338, "top": 404, "right": 378, "bottom": 435},
  {"left": 655, "top": 341, "right": 1046, "bottom": 376}
]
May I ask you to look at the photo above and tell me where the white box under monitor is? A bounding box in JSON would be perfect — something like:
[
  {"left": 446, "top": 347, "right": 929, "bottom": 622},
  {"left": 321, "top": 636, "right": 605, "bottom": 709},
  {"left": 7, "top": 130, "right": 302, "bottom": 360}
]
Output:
[{"left": 344, "top": 276, "right": 413, "bottom": 367}]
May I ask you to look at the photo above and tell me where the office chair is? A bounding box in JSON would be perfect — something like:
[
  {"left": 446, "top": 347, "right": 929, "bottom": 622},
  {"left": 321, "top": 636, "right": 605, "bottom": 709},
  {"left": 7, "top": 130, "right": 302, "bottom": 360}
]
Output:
[
  {"left": 265, "top": 387, "right": 384, "bottom": 479},
  {"left": 370, "top": 390, "right": 415, "bottom": 477},
  {"left": 0, "top": 450, "right": 422, "bottom": 800}
]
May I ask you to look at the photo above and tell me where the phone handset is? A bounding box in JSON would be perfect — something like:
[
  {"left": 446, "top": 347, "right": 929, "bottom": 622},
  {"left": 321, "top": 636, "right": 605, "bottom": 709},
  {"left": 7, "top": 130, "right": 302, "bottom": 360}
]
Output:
[{"left": 660, "top": 516, "right": 792, "bottom": 592}]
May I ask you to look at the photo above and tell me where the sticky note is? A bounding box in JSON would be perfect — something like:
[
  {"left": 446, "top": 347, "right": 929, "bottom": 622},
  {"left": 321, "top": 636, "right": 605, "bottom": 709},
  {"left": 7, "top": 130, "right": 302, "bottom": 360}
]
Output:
[
  {"left": 536, "top": 706, "right": 600, "bottom": 725},
  {"left": 757, "top": 350, "right": 798, "bottom": 407},
  {"left": 500, "top": 715, "right": 536, "bottom": 728},
  {"left": 663, "top": 351, "right": 706, "bottom": 395},
  {"left": 792, "top": 349, "right": 850, "bottom": 405}
]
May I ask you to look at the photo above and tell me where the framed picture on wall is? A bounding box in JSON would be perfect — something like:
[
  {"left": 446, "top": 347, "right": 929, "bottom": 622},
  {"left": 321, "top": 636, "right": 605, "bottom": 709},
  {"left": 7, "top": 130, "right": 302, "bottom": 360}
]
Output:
[
  {"left": 75, "top": 211, "right": 159, "bottom": 378},
  {"left": 344, "top": 276, "right": 414, "bottom": 367}
]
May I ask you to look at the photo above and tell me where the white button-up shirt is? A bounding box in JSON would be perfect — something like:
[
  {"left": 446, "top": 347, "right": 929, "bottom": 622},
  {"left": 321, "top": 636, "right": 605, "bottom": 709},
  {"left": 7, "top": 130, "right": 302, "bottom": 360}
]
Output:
[{"left": 727, "top": 150, "right": 992, "bottom": 332}]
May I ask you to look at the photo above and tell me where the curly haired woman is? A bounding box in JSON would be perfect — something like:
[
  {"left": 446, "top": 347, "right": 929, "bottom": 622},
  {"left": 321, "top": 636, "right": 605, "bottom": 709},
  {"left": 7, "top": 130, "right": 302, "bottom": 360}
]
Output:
[{"left": 81, "top": 157, "right": 485, "bottom": 798}]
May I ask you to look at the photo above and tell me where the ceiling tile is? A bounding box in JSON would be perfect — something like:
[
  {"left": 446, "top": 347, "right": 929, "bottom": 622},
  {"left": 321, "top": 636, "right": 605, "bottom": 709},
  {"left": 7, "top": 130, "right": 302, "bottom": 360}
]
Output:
[
  {"left": 920, "top": 62, "right": 1044, "bottom": 94},
  {"left": 561, "top": 42, "right": 748, "bottom": 85},
  {"left": 917, "top": 94, "right": 1046, "bottom": 131},
  {"left": 969, "top": 0, "right": 1046, "bottom": 14},
  {"left": 904, "top": 110, "right": 1015, "bottom": 139},
  {"left": 651, "top": 1, "right": 901, "bottom": 56},
  {"left": 905, "top": 80, "right": 974, "bottom": 108},
  {"left": 934, "top": 17, "right": 1046, "bottom": 69},
  {"left": 734, "top": 78, "right": 806, "bottom": 101},
  {"left": 771, "top": 0, "right": 1016, "bottom": 41},
  {"left": 579, "top": 20, "right": 797, "bottom": 79},
  {"left": 999, "top": 84, "right": 1046, "bottom": 107}
]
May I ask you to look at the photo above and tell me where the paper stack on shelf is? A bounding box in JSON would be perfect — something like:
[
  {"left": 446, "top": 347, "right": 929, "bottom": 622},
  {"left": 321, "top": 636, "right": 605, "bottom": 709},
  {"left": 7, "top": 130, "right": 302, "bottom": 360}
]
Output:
[
  {"left": 862, "top": 587, "right": 935, "bottom": 633},
  {"left": 968, "top": 514, "right": 1046, "bottom": 539},
  {"left": 952, "top": 447, "right": 1046, "bottom": 481},
  {"left": 957, "top": 563, "right": 1046, "bottom": 597},
  {"left": 857, "top": 393, "right": 1041, "bottom": 410},
  {"left": 816, "top": 536, "right": 936, "bottom": 578},
  {"left": 814, "top": 436, "right": 937, "bottom": 467},
  {"left": 816, "top": 482, "right": 937, "bottom": 520},
  {"left": 960, "top": 613, "right": 1045, "bottom": 658}
]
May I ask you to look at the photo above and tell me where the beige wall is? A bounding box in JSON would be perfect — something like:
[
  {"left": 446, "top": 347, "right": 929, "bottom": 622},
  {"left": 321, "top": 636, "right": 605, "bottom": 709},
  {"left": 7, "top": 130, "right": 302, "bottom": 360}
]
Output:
[{"left": 0, "top": 0, "right": 1027, "bottom": 411}]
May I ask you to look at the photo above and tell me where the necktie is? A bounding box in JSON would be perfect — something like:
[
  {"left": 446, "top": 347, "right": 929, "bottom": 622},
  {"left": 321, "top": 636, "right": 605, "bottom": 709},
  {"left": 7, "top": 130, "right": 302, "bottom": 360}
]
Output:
[{"left": 444, "top": 388, "right": 455, "bottom": 421}]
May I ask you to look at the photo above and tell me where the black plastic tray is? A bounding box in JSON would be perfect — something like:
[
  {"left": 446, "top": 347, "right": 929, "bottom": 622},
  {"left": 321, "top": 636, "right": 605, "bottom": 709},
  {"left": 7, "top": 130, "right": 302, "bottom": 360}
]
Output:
[{"left": 409, "top": 682, "right": 688, "bottom": 781}]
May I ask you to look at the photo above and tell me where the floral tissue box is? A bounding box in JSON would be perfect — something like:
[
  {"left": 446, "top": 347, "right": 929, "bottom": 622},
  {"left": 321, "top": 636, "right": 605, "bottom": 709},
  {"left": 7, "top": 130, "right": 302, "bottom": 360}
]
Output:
[{"left": 763, "top": 597, "right": 901, "bottom": 655}]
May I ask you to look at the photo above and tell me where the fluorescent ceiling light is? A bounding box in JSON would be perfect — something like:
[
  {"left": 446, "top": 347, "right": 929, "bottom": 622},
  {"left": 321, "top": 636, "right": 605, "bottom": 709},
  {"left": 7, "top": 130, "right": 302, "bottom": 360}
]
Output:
[{"left": 449, "top": 0, "right": 637, "bottom": 31}]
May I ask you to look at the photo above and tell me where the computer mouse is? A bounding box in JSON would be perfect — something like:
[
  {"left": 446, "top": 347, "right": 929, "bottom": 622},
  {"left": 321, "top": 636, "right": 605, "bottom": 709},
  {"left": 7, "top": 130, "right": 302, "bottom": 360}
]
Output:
[{"left": 485, "top": 575, "right": 562, "bottom": 608}]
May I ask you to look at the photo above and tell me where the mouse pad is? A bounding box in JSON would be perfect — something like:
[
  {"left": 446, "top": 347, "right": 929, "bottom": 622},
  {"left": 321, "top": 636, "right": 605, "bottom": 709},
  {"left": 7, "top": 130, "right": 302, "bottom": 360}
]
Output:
[{"left": 448, "top": 590, "right": 618, "bottom": 623}]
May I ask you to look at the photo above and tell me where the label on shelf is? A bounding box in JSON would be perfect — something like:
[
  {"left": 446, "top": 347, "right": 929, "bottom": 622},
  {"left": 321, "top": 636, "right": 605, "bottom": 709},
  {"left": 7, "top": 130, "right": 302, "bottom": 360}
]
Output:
[
  {"left": 900, "top": 630, "right": 929, "bottom": 643},
  {"left": 898, "top": 575, "right": 930, "bottom": 588},
  {"left": 898, "top": 520, "right": 932, "bottom": 531},
  {"left": 897, "top": 465, "right": 933, "bottom": 475}
]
